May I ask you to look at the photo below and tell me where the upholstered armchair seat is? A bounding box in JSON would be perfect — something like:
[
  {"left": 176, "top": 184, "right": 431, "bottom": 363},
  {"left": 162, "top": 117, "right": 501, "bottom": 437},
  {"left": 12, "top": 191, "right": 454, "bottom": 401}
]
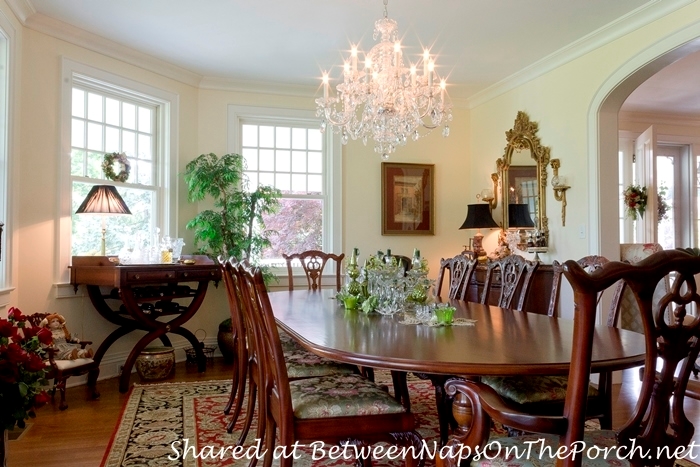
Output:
[
  {"left": 290, "top": 373, "right": 407, "bottom": 419},
  {"left": 480, "top": 375, "right": 598, "bottom": 405}
]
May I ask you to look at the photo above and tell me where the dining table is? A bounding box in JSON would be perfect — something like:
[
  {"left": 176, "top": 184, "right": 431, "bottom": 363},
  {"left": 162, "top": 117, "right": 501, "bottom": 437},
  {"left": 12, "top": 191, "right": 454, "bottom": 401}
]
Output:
[{"left": 269, "top": 288, "right": 647, "bottom": 441}]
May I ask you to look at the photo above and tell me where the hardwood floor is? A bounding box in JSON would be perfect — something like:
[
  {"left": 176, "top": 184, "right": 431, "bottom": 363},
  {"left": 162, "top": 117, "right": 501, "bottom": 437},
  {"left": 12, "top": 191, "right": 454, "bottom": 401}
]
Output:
[{"left": 7, "top": 359, "right": 700, "bottom": 466}]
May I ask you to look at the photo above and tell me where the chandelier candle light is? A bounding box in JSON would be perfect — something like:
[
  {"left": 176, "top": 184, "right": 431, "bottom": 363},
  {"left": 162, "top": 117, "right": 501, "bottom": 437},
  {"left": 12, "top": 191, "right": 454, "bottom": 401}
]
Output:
[{"left": 316, "top": 0, "right": 452, "bottom": 159}]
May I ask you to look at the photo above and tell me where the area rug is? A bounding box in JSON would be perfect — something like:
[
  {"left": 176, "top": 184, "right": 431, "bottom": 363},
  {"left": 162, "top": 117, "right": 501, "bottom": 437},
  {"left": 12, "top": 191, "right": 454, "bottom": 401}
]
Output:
[{"left": 101, "top": 378, "right": 700, "bottom": 467}]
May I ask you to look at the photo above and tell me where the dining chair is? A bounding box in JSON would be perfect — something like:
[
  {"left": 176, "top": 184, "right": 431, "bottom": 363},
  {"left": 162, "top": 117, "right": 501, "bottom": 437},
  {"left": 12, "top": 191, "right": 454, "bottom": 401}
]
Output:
[
  {"left": 283, "top": 250, "right": 345, "bottom": 292},
  {"left": 480, "top": 254, "right": 539, "bottom": 311},
  {"left": 419, "top": 253, "right": 478, "bottom": 444},
  {"left": 439, "top": 249, "right": 700, "bottom": 467},
  {"left": 220, "top": 259, "right": 355, "bottom": 441},
  {"left": 435, "top": 254, "right": 478, "bottom": 300},
  {"left": 238, "top": 264, "right": 423, "bottom": 467},
  {"left": 481, "top": 255, "right": 623, "bottom": 430}
]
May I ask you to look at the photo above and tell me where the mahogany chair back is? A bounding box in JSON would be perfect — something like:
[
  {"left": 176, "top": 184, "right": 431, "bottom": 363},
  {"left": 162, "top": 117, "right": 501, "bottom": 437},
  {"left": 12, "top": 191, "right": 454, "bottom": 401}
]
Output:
[
  {"left": 547, "top": 255, "right": 624, "bottom": 318},
  {"left": 283, "top": 250, "right": 345, "bottom": 292},
  {"left": 219, "top": 258, "right": 250, "bottom": 434},
  {"left": 238, "top": 265, "right": 423, "bottom": 467},
  {"left": 480, "top": 254, "right": 539, "bottom": 311},
  {"left": 435, "top": 254, "right": 478, "bottom": 300},
  {"left": 442, "top": 249, "right": 700, "bottom": 467}
]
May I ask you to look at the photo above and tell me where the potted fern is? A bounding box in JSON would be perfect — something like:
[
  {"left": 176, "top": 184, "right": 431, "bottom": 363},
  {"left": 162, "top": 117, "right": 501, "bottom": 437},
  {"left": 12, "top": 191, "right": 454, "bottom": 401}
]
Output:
[{"left": 184, "top": 153, "right": 281, "bottom": 362}]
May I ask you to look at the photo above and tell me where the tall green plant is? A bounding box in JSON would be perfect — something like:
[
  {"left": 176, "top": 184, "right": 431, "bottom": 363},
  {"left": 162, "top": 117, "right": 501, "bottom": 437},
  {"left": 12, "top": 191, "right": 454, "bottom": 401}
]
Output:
[{"left": 184, "top": 153, "right": 281, "bottom": 261}]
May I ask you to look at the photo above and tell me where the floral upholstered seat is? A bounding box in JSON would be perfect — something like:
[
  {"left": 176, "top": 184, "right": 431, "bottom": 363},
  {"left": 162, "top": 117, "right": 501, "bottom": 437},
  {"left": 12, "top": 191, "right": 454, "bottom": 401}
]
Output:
[
  {"left": 480, "top": 375, "right": 597, "bottom": 405},
  {"left": 290, "top": 373, "right": 407, "bottom": 419}
]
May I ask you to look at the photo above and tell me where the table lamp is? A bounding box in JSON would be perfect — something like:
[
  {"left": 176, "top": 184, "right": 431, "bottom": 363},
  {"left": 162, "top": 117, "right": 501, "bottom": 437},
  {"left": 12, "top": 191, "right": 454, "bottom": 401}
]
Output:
[
  {"left": 507, "top": 203, "right": 535, "bottom": 229},
  {"left": 459, "top": 204, "right": 498, "bottom": 261},
  {"left": 75, "top": 185, "right": 132, "bottom": 256}
]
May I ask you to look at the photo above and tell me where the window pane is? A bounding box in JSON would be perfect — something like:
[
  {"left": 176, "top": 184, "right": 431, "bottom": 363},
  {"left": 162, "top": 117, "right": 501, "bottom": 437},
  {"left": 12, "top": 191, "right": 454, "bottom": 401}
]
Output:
[
  {"left": 105, "top": 127, "right": 120, "bottom": 153},
  {"left": 276, "top": 127, "right": 291, "bottom": 149},
  {"left": 259, "top": 172, "right": 274, "bottom": 187},
  {"left": 105, "top": 98, "right": 120, "bottom": 126},
  {"left": 87, "top": 151, "right": 103, "bottom": 179},
  {"left": 122, "top": 103, "right": 136, "bottom": 130},
  {"left": 86, "top": 122, "right": 103, "bottom": 151},
  {"left": 308, "top": 175, "right": 322, "bottom": 193},
  {"left": 262, "top": 198, "right": 323, "bottom": 258},
  {"left": 292, "top": 128, "right": 307, "bottom": 149},
  {"left": 308, "top": 129, "right": 322, "bottom": 150},
  {"left": 291, "top": 174, "right": 306, "bottom": 193},
  {"left": 276, "top": 173, "right": 291, "bottom": 192},
  {"left": 87, "top": 93, "right": 103, "bottom": 122},
  {"left": 242, "top": 124, "right": 258, "bottom": 146},
  {"left": 137, "top": 160, "right": 152, "bottom": 185},
  {"left": 72, "top": 89, "right": 85, "bottom": 118},
  {"left": 276, "top": 150, "right": 290, "bottom": 172},
  {"left": 260, "top": 126, "right": 274, "bottom": 148},
  {"left": 138, "top": 107, "right": 152, "bottom": 133},
  {"left": 71, "top": 149, "right": 85, "bottom": 176},
  {"left": 71, "top": 119, "right": 85, "bottom": 148},
  {"left": 122, "top": 130, "right": 135, "bottom": 157},
  {"left": 243, "top": 148, "right": 258, "bottom": 171},
  {"left": 138, "top": 134, "right": 152, "bottom": 160},
  {"left": 308, "top": 152, "right": 322, "bottom": 173},
  {"left": 291, "top": 152, "right": 306, "bottom": 173},
  {"left": 259, "top": 149, "right": 274, "bottom": 171}
]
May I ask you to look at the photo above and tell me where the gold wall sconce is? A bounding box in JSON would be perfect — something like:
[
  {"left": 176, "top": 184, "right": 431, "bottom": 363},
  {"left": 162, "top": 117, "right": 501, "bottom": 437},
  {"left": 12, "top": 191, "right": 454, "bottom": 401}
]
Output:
[
  {"left": 550, "top": 159, "right": 570, "bottom": 226},
  {"left": 476, "top": 173, "right": 499, "bottom": 210}
]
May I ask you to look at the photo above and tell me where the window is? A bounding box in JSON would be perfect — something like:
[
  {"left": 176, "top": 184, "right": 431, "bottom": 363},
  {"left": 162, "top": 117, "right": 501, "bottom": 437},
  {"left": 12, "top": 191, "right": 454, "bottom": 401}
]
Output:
[
  {"left": 228, "top": 106, "right": 340, "bottom": 268},
  {"left": 59, "top": 60, "right": 178, "bottom": 283},
  {"left": 70, "top": 84, "right": 158, "bottom": 256}
]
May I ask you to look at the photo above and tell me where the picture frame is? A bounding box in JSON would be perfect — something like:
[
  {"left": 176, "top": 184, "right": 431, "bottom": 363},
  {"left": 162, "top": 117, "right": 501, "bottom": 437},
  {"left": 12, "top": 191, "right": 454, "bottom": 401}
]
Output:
[{"left": 381, "top": 162, "right": 434, "bottom": 235}]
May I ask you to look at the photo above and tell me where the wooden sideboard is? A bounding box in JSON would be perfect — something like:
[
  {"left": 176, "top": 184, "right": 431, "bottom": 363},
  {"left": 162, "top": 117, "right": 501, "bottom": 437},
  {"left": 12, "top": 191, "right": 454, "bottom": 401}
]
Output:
[{"left": 464, "top": 263, "right": 554, "bottom": 315}]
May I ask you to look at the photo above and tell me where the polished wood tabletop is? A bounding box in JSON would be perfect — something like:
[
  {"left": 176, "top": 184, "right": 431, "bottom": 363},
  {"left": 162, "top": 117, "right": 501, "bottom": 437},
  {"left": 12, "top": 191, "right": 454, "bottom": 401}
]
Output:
[{"left": 269, "top": 289, "right": 646, "bottom": 376}]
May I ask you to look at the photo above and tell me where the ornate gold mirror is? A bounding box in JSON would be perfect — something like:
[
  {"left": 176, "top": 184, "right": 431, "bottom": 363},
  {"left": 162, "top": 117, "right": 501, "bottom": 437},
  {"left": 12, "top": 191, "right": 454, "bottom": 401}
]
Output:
[{"left": 497, "top": 111, "right": 550, "bottom": 243}]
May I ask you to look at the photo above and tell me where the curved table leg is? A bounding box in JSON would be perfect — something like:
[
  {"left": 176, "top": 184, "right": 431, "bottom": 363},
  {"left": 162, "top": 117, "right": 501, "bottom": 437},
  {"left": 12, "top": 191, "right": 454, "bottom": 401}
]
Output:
[{"left": 88, "top": 326, "right": 135, "bottom": 388}]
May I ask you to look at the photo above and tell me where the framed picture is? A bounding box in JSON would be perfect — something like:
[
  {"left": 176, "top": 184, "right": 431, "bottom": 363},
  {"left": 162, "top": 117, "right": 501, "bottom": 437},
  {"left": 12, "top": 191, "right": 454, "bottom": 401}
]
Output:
[{"left": 381, "top": 162, "right": 434, "bottom": 235}]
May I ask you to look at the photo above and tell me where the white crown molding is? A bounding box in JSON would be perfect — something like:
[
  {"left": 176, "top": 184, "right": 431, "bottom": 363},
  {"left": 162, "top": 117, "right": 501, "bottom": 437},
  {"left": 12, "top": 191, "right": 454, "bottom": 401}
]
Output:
[
  {"left": 467, "top": 0, "right": 694, "bottom": 109},
  {"left": 199, "top": 76, "right": 317, "bottom": 96},
  {"left": 21, "top": 12, "right": 203, "bottom": 87},
  {"left": 5, "top": 0, "right": 34, "bottom": 23},
  {"left": 619, "top": 110, "right": 700, "bottom": 126}
]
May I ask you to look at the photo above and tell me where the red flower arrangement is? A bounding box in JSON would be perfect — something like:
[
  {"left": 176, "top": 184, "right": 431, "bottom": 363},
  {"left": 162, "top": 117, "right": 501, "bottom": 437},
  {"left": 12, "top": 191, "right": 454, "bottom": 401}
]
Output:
[
  {"left": 0, "top": 308, "right": 52, "bottom": 430},
  {"left": 623, "top": 184, "right": 648, "bottom": 221}
]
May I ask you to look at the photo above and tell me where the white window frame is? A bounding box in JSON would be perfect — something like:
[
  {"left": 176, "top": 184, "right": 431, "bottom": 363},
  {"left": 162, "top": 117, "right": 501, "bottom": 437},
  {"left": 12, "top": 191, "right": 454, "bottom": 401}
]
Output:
[
  {"left": 227, "top": 105, "right": 342, "bottom": 278},
  {"left": 58, "top": 58, "right": 179, "bottom": 285},
  {"left": 0, "top": 12, "right": 16, "bottom": 299}
]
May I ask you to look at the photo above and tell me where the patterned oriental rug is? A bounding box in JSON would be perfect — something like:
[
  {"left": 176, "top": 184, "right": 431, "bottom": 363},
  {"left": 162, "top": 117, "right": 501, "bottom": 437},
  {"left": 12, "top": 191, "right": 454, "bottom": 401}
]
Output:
[{"left": 101, "top": 378, "right": 700, "bottom": 467}]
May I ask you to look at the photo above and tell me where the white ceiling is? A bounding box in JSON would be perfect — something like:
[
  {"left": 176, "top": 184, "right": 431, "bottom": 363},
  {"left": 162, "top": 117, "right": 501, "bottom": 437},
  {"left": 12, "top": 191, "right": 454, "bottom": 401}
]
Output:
[{"left": 14, "top": 0, "right": 698, "bottom": 112}]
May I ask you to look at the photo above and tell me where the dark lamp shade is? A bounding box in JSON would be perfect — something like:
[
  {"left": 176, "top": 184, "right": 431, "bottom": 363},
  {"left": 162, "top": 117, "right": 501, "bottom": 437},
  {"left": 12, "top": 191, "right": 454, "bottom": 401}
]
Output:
[
  {"left": 508, "top": 203, "right": 535, "bottom": 228},
  {"left": 75, "top": 185, "right": 132, "bottom": 215},
  {"left": 459, "top": 204, "right": 498, "bottom": 230}
]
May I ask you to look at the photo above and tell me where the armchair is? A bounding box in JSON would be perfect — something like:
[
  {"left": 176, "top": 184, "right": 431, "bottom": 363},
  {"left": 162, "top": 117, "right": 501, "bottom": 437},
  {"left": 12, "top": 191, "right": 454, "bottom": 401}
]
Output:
[
  {"left": 439, "top": 249, "right": 700, "bottom": 467},
  {"left": 26, "top": 313, "right": 99, "bottom": 410}
]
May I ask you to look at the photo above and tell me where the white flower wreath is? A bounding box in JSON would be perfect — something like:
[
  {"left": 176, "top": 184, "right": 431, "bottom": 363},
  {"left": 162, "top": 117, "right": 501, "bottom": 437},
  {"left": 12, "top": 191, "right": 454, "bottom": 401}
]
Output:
[{"left": 102, "top": 152, "right": 131, "bottom": 182}]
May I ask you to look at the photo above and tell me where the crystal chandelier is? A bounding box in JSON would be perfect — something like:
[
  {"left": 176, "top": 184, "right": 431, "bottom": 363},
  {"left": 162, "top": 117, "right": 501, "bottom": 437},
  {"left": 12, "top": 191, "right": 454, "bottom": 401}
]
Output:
[{"left": 316, "top": 0, "right": 452, "bottom": 160}]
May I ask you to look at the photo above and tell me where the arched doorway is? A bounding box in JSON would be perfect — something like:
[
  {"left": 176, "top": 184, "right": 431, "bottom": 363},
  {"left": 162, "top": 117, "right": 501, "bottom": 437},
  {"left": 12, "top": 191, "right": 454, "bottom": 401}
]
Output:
[{"left": 590, "top": 28, "right": 700, "bottom": 262}]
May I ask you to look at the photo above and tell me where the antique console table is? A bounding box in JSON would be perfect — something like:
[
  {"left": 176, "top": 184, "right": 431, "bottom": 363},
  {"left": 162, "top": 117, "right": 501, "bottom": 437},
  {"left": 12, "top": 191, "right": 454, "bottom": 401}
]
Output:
[{"left": 70, "top": 255, "right": 221, "bottom": 393}]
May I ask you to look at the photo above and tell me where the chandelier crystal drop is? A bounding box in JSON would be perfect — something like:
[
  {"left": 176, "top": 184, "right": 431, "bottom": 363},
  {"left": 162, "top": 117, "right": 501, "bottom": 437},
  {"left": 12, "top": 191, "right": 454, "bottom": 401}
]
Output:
[{"left": 315, "top": 0, "right": 452, "bottom": 160}]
